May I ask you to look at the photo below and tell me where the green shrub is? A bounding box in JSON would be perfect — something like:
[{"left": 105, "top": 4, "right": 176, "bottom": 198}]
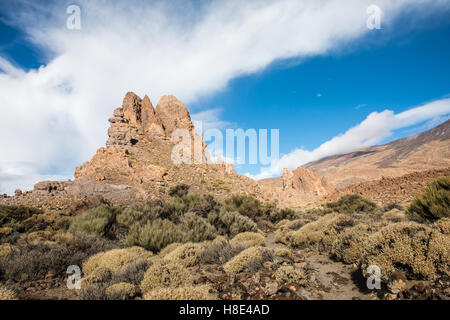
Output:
[
  {"left": 406, "top": 176, "right": 450, "bottom": 221},
  {"left": 168, "top": 184, "right": 190, "bottom": 198},
  {"left": 69, "top": 205, "right": 117, "bottom": 237},
  {"left": 224, "top": 194, "right": 265, "bottom": 219},
  {"left": 208, "top": 210, "right": 258, "bottom": 237},
  {"left": 0, "top": 205, "right": 43, "bottom": 233},
  {"left": 182, "top": 212, "right": 217, "bottom": 242},
  {"left": 126, "top": 219, "right": 186, "bottom": 252},
  {"left": 326, "top": 195, "right": 377, "bottom": 214},
  {"left": 116, "top": 207, "right": 146, "bottom": 227},
  {"left": 183, "top": 194, "right": 218, "bottom": 217},
  {"left": 269, "top": 208, "right": 299, "bottom": 223}
]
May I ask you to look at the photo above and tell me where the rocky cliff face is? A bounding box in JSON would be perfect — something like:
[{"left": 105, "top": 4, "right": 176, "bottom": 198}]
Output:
[{"left": 74, "top": 92, "right": 210, "bottom": 186}]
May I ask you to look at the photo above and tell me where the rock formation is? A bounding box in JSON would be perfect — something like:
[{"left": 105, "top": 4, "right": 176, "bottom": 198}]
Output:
[
  {"left": 1, "top": 92, "right": 267, "bottom": 210},
  {"left": 75, "top": 92, "right": 211, "bottom": 187},
  {"left": 282, "top": 167, "right": 336, "bottom": 197}
]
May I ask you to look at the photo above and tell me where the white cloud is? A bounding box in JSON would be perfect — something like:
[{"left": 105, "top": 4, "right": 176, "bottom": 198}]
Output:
[
  {"left": 249, "top": 98, "right": 450, "bottom": 180},
  {"left": 0, "top": 0, "right": 449, "bottom": 193},
  {"left": 191, "top": 108, "right": 232, "bottom": 133}
]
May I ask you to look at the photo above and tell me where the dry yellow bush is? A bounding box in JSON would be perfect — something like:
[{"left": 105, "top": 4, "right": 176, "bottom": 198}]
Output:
[
  {"left": 0, "top": 227, "right": 13, "bottom": 239},
  {"left": 434, "top": 217, "right": 450, "bottom": 235},
  {"left": 0, "top": 286, "right": 17, "bottom": 300},
  {"left": 275, "top": 219, "right": 290, "bottom": 229},
  {"left": 140, "top": 262, "right": 193, "bottom": 294},
  {"left": 382, "top": 209, "right": 407, "bottom": 222},
  {"left": 274, "top": 229, "right": 294, "bottom": 245},
  {"left": 143, "top": 285, "right": 216, "bottom": 300},
  {"left": 80, "top": 268, "right": 112, "bottom": 288},
  {"left": 157, "top": 242, "right": 182, "bottom": 258},
  {"left": 361, "top": 222, "right": 450, "bottom": 281},
  {"left": 332, "top": 222, "right": 386, "bottom": 264},
  {"left": 26, "top": 231, "right": 53, "bottom": 243},
  {"left": 230, "top": 232, "right": 265, "bottom": 248},
  {"left": 106, "top": 282, "right": 137, "bottom": 300},
  {"left": 275, "top": 248, "right": 293, "bottom": 260},
  {"left": 200, "top": 236, "right": 241, "bottom": 265},
  {"left": 163, "top": 242, "right": 204, "bottom": 267},
  {"left": 83, "top": 247, "right": 153, "bottom": 275},
  {"left": 274, "top": 266, "right": 304, "bottom": 284},
  {"left": 290, "top": 213, "right": 352, "bottom": 249},
  {"left": 274, "top": 218, "right": 309, "bottom": 245},
  {"left": 223, "top": 246, "right": 273, "bottom": 274},
  {"left": 0, "top": 243, "right": 18, "bottom": 259}
]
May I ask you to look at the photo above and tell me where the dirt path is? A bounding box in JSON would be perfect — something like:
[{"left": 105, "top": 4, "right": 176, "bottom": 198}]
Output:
[{"left": 265, "top": 232, "right": 377, "bottom": 300}]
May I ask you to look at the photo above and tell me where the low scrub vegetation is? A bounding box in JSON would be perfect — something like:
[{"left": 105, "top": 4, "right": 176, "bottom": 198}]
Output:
[
  {"left": 0, "top": 285, "right": 17, "bottom": 300},
  {"left": 290, "top": 213, "right": 353, "bottom": 250},
  {"left": 83, "top": 247, "right": 153, "bottom": 275},
  {"left": 230, "top": 232, "right": 265, "bottom": 248},
  {"left": 223, "top": 246, "right": 273, "bottom": 274},
  {"left": 406, "top": 176, "right": 450, "bottom": 221},
  {"left": 126, "top": 219, "right": 186, "bottom": 252},
  {"left": 140, "top": 261, "right": 193, "bottom": 294},
  {"left": 163, "top": 242, "right": 204, "bottom": 267},
  {"left": 326, "top": 195, "right": 377, "bottom": 214},
  {"left": 208, "top": 209, "right": 258, "bottom": 237},
  {"left": 0, "top": 205, "right": 44, "bottom": 233},
  {"left": 143, "top": 285, "right": 216, "bottom": 300},
  {"left": 274, "top": 266, "right": 304, "bottom": 284},
  {"left": 69, "top": 205, "right": 117, "bottom": 238},
  {"left": 361, "top": 221, "right": 449, "bottom": 281}
]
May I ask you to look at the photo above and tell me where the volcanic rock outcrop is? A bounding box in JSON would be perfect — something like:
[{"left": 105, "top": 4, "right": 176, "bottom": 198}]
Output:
[
  {"left": 74, "top": 92, "right": 210, "bottom": 186},
  {"left": 282, "top": 167, "right": 336, "bottom": 197},
  {"left": 1, "top": 92, "right": 267, "bottom": 211},
  {"left": 258, "top": 166, "right": 336, "bottom": 208}
]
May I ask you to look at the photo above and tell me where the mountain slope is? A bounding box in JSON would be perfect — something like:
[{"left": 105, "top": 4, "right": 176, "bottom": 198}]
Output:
[{"left": 305, "top": 120, "right": 450, "bottom": 188}]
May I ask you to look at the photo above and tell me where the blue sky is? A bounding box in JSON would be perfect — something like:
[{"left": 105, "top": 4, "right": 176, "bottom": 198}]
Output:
[
  {"left": 0, "top": 0, "right": 449, "bottom": 192},
  {"left": 191, "top": 9, "right": 450, "bottom": 176}
]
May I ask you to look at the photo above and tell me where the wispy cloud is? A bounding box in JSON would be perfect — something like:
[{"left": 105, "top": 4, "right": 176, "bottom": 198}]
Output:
[
  {"left": 191, "top": 108, "right": 232, "bottom": 132},
  {"left": 0, "top": 0, "right": 449, "bottom": 193},
  {"left": 355, "top": 103, "right": 368, "bottom": 109},
  {"left": 248, "top": 97, "right": 450, "bottom": 180}
]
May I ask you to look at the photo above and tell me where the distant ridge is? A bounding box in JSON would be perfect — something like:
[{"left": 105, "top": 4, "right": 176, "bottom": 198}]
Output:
[{"left": 304, "top": 120, "right": 450, "bottom": 188}]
